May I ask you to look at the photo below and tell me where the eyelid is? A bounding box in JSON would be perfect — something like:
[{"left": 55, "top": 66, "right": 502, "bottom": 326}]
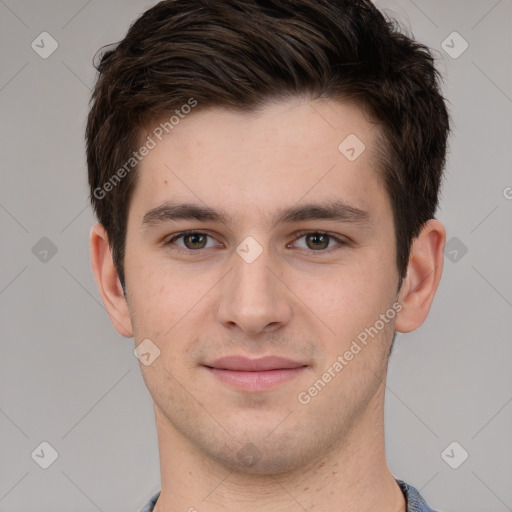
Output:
[
  {"left": 289, "top": 230, "right": 349, "bottom": 250},
  {"left": 165, "top": 230, "right": 222, "bottom": 251},
  {"left": 164, "top": 229, "right": 349, "bottom": 253}
]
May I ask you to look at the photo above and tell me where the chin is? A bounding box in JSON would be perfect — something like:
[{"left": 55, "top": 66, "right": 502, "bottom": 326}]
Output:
[{"left": 206, "top": 433, "right": 321, "bottom": 477}]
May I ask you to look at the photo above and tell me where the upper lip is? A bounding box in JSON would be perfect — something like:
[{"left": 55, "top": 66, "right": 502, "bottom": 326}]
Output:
[{"left": 205, "top": 356, "right": 307, "bottom": 371}]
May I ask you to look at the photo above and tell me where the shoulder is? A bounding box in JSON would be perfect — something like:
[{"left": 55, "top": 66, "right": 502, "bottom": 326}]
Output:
[
  {"left": 396, "top": 479, "right": 440, "bottom": 512},
  {"left": 139, "top": 490, "right": 161, "bottom": 512}
]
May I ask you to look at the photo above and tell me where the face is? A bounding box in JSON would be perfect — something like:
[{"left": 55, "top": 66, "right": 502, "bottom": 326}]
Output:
[{"left": 123, "top": 98, "right": 401, "bottom": 474}]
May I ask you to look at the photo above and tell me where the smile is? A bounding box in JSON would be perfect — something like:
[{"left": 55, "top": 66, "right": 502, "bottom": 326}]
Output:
[{"left": 204, "top": 356, "right": 308, "bottom": 392}]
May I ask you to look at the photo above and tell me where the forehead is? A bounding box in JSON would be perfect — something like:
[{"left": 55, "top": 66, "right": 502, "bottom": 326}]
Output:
[{"left": 130, "top": 97, "right": 389, "bottom": 227}]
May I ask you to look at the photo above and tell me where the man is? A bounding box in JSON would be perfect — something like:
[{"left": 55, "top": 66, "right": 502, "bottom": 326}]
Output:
[{"left": 87, "top": 1, "right": 449, "bottom": 510}]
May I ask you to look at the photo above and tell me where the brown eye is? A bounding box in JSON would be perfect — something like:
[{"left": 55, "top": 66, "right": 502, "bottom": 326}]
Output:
[
  {"left": 166, "top": 231, "right": 217, "bottom": 252},
  {"left": 182, "top": 233, "right": 208, "bottom": 249},
  {"left": 290, "top": 231, "right": 346, "bottom": 252},
  {"left": 305, "top": 233, "right": 330, "bottom": 250}
]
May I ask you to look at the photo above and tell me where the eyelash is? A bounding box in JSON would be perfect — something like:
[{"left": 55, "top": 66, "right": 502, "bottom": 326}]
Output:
[{"left": 164, "top": 230, "right": 348, "bottom": 254}]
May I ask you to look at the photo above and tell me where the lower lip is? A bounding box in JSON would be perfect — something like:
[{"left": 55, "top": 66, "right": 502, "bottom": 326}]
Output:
[{"left": 206, "top": 367, "right": 307, "bottom": 392}]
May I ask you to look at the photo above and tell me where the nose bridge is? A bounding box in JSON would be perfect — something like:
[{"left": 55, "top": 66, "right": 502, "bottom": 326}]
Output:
[
  {"left": 234, "top": 247, "right": 274, "bottom": 298},
  {"left": 217, "top": 238, "right": 291, "bottom": 334}
]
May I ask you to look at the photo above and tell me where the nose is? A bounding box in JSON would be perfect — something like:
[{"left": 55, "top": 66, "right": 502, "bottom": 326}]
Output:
[{"left": 217, "top": 243, "right": 292, "bottom": 336}]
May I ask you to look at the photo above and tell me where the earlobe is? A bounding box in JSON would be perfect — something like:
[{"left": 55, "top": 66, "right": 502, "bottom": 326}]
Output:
[
  {"left": 89, "top": 223, "right": 134, "bottom": 338},
  {"left": 395, "top": 219, "right": 446, "bottom": 333}
]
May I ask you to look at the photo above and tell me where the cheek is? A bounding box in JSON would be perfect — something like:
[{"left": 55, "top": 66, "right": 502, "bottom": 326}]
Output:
[
  {"left": 292, "top": 253, "right": 396, "bottom": 342},
  {"left": 125, "top": 250, "right": 185, "bottom": 338},
  {"left": 128, "top": 266, "right": 202, "bottom": 389},
  {"left": 126, "top": 251, "right": 218, "bottom": 359}
]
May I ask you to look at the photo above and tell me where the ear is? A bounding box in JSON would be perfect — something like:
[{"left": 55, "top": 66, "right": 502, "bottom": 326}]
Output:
[
  {"left": 89, "top": 223, "right": 134, "bottom": 338},
  {"left": 395, "top": 219, "right": 446, "bottom": 333}
]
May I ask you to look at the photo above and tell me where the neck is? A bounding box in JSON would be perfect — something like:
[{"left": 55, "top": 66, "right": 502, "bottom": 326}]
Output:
[{"left": 152, "top": 388, "right": 406, "bottom": 512}]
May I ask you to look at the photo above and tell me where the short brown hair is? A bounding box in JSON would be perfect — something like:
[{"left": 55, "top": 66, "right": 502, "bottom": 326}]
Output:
[{"left": 87, "top": 0, "right": 450, "bottom": 290}]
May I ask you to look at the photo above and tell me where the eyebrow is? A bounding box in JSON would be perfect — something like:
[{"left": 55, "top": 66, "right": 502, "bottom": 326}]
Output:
[{"left": 141, "top": 200, "right": 371, "bottom": 229}]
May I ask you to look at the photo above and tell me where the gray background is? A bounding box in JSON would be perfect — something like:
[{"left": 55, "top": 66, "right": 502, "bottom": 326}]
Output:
[{"left": 0, "top": 0, "right": 511, "bottom": 511}]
